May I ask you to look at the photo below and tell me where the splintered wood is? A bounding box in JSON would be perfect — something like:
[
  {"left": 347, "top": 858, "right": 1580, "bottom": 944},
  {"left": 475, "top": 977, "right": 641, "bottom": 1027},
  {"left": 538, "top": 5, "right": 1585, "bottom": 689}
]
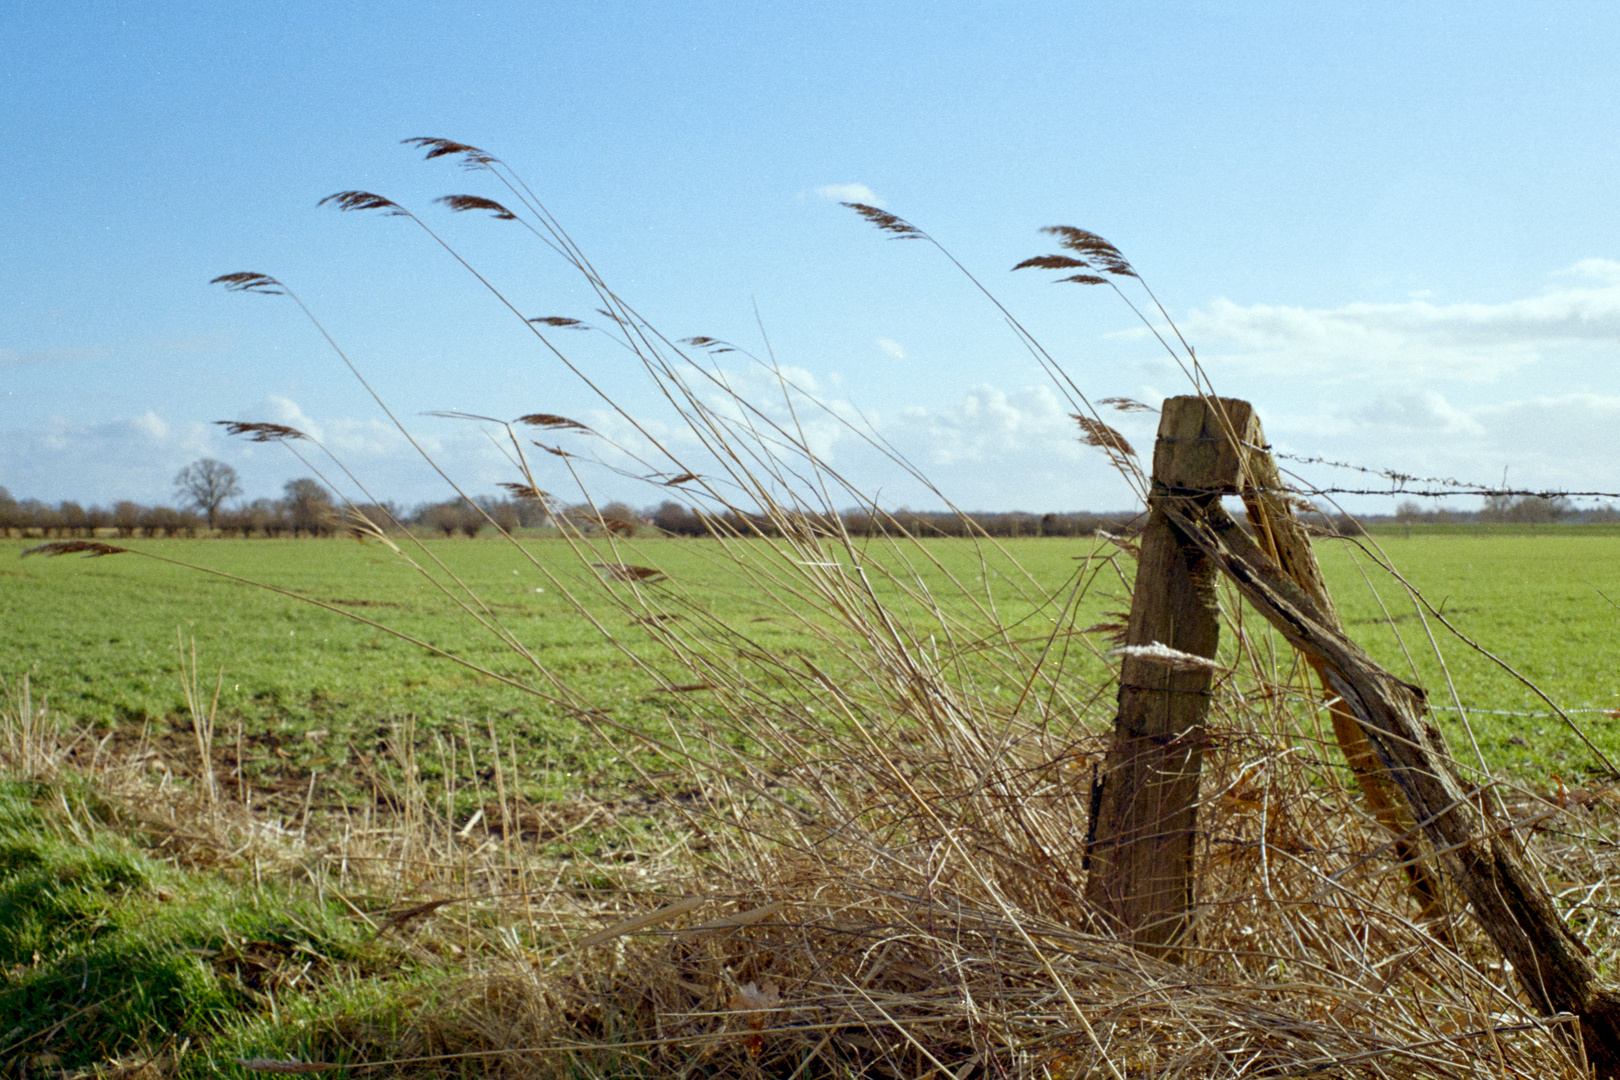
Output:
[{"left": 1084, "top": 393, "right": 1620, "bottom": 1074}]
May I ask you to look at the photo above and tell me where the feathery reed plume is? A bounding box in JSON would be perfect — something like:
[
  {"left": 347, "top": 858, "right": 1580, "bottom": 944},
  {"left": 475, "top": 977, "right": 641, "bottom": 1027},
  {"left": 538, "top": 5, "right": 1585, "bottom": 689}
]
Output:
[
  {"left": 1073, "top": 414, "right": 1136, "bottom": 458},
  {"left": 339, "top": 507, "right": 402, "bottom": 552},
  {"left": 436, "top": 194, "right": 518, "bottom": 221},
  {"left": 21, "top": 540, "right": 128, "bottom": 559},
  {"left": 1012, "top": 253, "right": 1111, "bottom": 286},
  {"left": 1010, "top": 254, "right": 1092, "bottom": 272},
  {"left": 209, "top": 271, "right": 285, "bottom": 295},
  {"left": 840, "top": 202, "right": 925, "bottom": 239},
  {"left": 1083, "top": 618, "right": 1132, "bottom": 646},
  {"left": 319, "top": 190, "right": 409, "bottom": 216},
  {"left": 1040, "top": 225, "right": 1137, "bottom": 277},
  {"left": 662, "top": 473, "right": 699, "bottom": 486},
  {"left": 1016, "top": 225, "right": 1214, "bottom": 406},
  {"left": 591, "top": 563, "right": 665, "bottom": 582},
  {"left": 516, "top": 414, "right": 593, "bottom": 433},
  {"left": 401, "top": 135, "right": 497, "bottom": 169},
  {"left": 496, "top": 482, "right": 549, "bottom": 501},
  {"left": 215, "top": 420, "right": 310, "bottom": 442},
  {"left": 1098, "top": 396, "right": 1157, "bottom": 413},
  {"left": 528, "top": 316, "right": 587, "bottom": 329},
  {"left": 680, "top": 336, "right": 737, "bottom": 354}
]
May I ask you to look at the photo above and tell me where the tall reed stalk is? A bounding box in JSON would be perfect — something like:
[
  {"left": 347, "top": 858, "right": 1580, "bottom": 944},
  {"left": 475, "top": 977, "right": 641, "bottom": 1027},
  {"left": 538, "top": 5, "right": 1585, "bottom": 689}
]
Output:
[{"left": 21, "top": 137, "right": 1619, "bottom": 1078}]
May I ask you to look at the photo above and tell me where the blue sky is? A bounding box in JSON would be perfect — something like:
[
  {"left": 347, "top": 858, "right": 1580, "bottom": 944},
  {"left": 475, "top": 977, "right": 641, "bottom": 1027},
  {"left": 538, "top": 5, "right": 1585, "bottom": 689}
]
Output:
[{"left": 5, "top": 1, "right": 1620, "bottom": 514}]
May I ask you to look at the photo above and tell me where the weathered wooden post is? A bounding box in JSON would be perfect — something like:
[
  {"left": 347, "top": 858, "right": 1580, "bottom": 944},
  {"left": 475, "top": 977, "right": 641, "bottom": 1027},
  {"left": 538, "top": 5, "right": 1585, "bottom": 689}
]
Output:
[
  {"left": 1084, "top": 396, "right": 1258, "bottom": 951},
  {"left": 1161, "top": 493, "right": 1620, "bottom": 1074},
  {"left": 1237, "top": 434, "right": 1447, "bottom": 919},
  {"left": 1084, "top": 393, "right": 1620, "bottom": 1068}
]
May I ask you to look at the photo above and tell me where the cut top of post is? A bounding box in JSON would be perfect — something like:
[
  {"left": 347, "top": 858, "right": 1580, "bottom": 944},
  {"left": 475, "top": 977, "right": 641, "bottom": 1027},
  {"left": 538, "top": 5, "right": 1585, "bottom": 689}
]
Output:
[{"left": 1151, "top": 397, "right": 1264, "bottom": 495}]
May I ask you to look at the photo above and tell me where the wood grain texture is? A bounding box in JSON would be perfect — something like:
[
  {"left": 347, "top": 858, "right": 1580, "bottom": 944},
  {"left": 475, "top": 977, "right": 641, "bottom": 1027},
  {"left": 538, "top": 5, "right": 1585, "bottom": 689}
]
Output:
[
  {"left": 1163, "top": 496, "right": 1620, "bottom": 1075},
  {"left": 1084, "top": 397, "right": 1253, "bottom": 951}
]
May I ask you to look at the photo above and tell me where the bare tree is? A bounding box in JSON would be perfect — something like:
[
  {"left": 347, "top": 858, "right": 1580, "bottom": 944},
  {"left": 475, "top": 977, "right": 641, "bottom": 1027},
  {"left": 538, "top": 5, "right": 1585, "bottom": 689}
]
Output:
[
  {"left": 174, "top": 458, "right": 243, "bottom": 528},
  {"left": 283, "top": 478, "right": 334, "bottom": 536}
]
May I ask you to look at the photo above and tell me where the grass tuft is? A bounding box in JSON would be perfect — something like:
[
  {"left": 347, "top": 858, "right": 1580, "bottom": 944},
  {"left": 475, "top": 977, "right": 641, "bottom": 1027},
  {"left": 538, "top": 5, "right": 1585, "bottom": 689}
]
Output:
[{"left": 12, "top": 139, "right": 1620, "bottom": 1078}]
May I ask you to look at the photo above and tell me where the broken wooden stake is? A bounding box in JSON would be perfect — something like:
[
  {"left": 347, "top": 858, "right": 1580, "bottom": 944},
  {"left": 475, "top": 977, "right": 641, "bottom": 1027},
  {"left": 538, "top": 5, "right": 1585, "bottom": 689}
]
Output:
[
  {"left": 1084, "top": 396, "right": 1248, "bottom": 951},
  {"left": 1162, "top": 488, "right": 1620, "bottom": 1075}
]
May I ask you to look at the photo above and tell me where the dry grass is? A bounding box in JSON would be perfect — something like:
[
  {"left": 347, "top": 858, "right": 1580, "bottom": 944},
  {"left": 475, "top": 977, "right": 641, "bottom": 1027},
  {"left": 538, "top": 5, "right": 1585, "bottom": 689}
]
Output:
[
  {"left": 15, "top": 603, "right": 1615, "bottom": 1078},
  {"left": 13, "top": 138, "right": 1620, "bottom": 1078}
]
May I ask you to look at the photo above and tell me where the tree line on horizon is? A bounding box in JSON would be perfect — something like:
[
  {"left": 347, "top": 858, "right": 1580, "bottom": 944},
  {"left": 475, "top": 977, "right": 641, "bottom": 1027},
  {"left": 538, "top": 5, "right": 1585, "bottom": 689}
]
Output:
[
  {"left": 4, "top": 458, "right": 1615, "bottom": 542},
  {"left": 0, "top": 481, "right": 1146, "bottom": 541}
]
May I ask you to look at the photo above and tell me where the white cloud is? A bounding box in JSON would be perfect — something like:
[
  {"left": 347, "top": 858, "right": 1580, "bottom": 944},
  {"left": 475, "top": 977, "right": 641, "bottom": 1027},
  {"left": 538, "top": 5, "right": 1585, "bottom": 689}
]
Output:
[
  {"left": 812, "top": 183, "right": 883, "bottom": 206},
  {"left": 876, "top": 337, "right": 906, "bottom": 360},
  {"left": 257, "top": 395, "right": 411, "bottom": 458},
  {"left": 1555, "top": 258, "right": 1620, "bottom": 284},
  {"left": 1, "top": 411, "right": 213, "bottom": 505},
  {"left": 1254, "top": 389, "right": 1620, "bottom": 511},
  {"left": 1177, "top": 261, "right": 1620, "bottom": 381},
  {"left": 1348, "top": 390, "right": 1485, "bottom": 437},
  {"left": 893, "top": 384, "right": 1081, "bottom": 466},
  {"left": 863, "top": 384, "right": 1149, "bottom": 508},
  {"left": 264, "top": 395, "right": 319, "bottom": 439}
]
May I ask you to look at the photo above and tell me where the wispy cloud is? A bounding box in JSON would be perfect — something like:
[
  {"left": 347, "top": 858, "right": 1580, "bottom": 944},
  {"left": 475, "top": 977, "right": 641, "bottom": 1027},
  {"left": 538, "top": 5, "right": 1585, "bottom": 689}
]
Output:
[
  {"left": 1, "top": 410, "right": 212, "bottom": 504},
  {"left": 1258, "top": 389, "right": 1620, "bottom": 507},
  {"left": 1170, "top": 260, "right": 1620, "bottom": 381},
  {"left": 893, "top": 384, "right": 1081, "bottom": 466},
  {"left": 812, "top": 183, "right": 883, "bottom": 206},
  {"left": 876, "top": 337, "right": 906, "bottom": 360},
  {"left": 247, "top": 396, "right": 413, "bottom": 458}
]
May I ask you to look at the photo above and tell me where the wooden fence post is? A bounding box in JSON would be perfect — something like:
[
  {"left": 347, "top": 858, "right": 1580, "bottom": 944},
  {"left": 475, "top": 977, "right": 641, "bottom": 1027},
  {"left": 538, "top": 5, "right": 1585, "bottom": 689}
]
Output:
[
  {"left": 1236, "top": 430, "right": 1448, "bottom": 920},
  {"left": 1084, "top": 396, "right": 1258, "bottom": 951},
  {"left": 1082, "top": 394, "right": 1620, "bottom": 1068},
  {"left": 1159, "top": 494, "right": 1620, "bottom": 1074}
]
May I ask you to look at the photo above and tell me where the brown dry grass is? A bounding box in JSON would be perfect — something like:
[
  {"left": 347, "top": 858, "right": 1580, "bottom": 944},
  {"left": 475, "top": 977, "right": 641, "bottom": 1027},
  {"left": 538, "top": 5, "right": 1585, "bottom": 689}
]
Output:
[
  {"left": 15, "top": 139, "right": 1620, "bottom": 1078},
  {"left": 14, "top": 595, "right": 1619, "bottom": 1079}
]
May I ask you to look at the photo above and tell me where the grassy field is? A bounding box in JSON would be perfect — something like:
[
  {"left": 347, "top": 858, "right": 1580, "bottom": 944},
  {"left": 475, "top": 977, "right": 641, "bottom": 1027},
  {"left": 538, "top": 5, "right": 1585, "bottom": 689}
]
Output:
[
  {"left": 1322, "top": 525, "right": 1620, "bottom": 775},
  {"left": 5, "top": 524, "right": 1619, "bottom": 780},
  {"left": 6, "top": 523, "right": 1620, "bottom": 1077},
  {"left": 0, "top": 532, "right": 1123, "bottom": 807}
]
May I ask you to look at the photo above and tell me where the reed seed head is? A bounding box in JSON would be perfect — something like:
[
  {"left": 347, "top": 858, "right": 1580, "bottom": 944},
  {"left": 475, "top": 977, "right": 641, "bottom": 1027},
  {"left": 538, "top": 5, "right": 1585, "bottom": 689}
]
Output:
[
  {"left": 210, "top": 272, "right": 284, "bottom": 295},
  {"left": 1073, "top": 414, "right": 1137, "bottom": 458},
  {"left": 680, "top": 336, "right": 736, "bottom": 354},
  {"left": 215, "top": 420, "right": 309, "bottom": 443},
  {"left": 1011, "top": 255, "right": 1092, "bottom": 272},
  {"left": 21, "top": 540, "right": 128, "bottom": 559},
  {"left": 516, "top": 414, "right": 593, "bottom": 434},
  {"left": 319, "top": 191, "right": 408, "bottom": 217},
  {"left": 841, "top": 202, "right": 924, "bottom": 240},
  {"left": 497, "top": 482, "right": 550, "bottom": 501},
  {"left": 435, "top": 194, "right": 517, "bottom": 221},
  {"left": 402, "top": 136, "right": 497, "bottom": 169},
  {"left": 1098, "top": 397, "right": 1157, "bottom": 413},
  {"left": 1039, "top": 225, "right": 1137, "bottom": 277},
  {"left": 592, "top": 562, "right": 665, "bottom": 582}
]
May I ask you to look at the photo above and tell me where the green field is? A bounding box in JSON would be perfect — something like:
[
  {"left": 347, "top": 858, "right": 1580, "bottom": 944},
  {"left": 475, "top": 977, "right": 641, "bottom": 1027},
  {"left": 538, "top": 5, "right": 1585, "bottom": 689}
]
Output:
[
  {"left": 1323, "top": 526, "right": 1620, "bottom": 773},
  {"left": 4, "top": 525, "right": 1619, "bottom": 782},
  {"left": 5, "top": 525, "right": 1620, "bottom": 1076}
]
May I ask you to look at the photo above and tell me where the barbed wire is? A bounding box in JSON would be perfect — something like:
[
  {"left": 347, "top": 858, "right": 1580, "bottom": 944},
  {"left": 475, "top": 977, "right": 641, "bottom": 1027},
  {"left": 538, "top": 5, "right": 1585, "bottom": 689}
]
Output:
[{"left": 1263, "top": 448, "right": 1620, "bottom": 502}]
